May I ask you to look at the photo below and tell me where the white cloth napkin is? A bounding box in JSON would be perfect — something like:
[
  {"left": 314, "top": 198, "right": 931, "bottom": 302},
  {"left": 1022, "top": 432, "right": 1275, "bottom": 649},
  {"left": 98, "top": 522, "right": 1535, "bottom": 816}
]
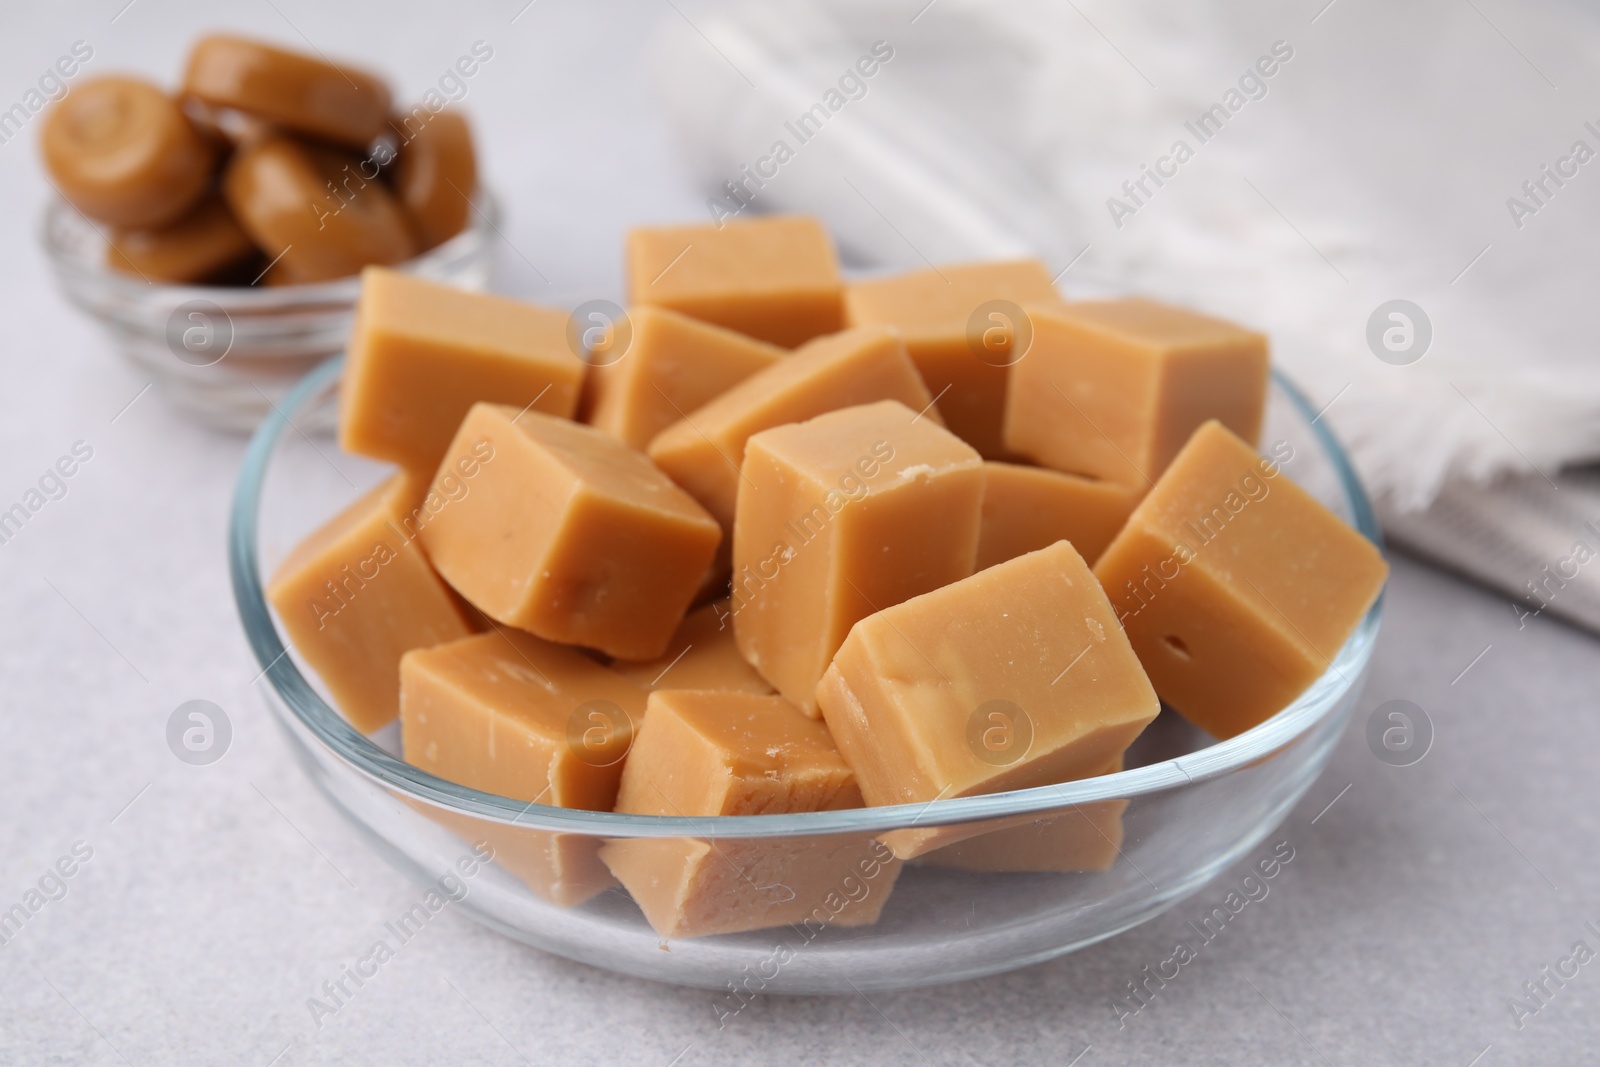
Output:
[
  {"left": 650, "top": 0, "right": 1600, "bottom": 630},
  {"left": 650, "top": 0, "right": 1600, "bottom": 504}
]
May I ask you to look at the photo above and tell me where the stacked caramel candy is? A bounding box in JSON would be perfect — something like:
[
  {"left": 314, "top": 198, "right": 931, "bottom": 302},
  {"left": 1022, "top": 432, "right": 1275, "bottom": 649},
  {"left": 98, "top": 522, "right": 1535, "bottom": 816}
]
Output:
[
  {"left": 266, "top": 216, "right": 1390, "bottom": 938},
  {"left": 39, "top": 35, "right": 476, "bottom": 285}
]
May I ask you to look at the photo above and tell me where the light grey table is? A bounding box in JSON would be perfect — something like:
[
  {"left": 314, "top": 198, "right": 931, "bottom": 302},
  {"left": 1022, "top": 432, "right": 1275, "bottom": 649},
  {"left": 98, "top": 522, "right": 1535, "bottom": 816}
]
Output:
[{"left": 1, "top": 3, "right": 1594, "bottom": 1064}]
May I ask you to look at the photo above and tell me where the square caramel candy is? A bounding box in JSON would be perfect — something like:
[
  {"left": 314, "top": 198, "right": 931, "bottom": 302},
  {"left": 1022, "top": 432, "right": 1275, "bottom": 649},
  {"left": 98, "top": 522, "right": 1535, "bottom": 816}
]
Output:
[
  {"left": 978, "top": 461, "right": 1142, "bottom": 570},
  {"left": 400, "top": 630, "right": 647, "bottom": 809},
  {"left": 733, "top": 400, "right": 983, "bottom": 715},
  {"left": 920, "top": 757, "right": 1126, "bottom": 873},
  {"left": 625, "top": 215, "right": 843, "bottom": 347},
  {"left": 583, "top": 305, "right": 784, "bottom": 450},
  {"left": 410, "top": 804, "right": 617, "bottom": 909},
  {"left": 816, "top": 540, "right": 1158, "bottom": 857},
  {"left": 844, "top": 260, "right": 1065, "bottom": 457},
  {"left": 601, "top": 690, "right": 900, "bottom": 939},
  {"left": 399, "top": 632, "right": 636, "bottom": 908},
  {"left": 1093, "top": 420, "right": 1388, "bottom": 740},
  {"left": 647, "top": 326, "right": 938, "bottom": 532},
  {"left": 920, "top": 800, "right": 1128, "bottom": 873},
  {"left": 419, "top": 403, "right": 721, "bottom": 660},
  {"left": 267, "top": 472, "right": 474, "bottom": 733},
  {"left": 340, "top": 267, "right": 585, "bottom": 476},
  {"left": 1003, "top": 298, "right": 1269, "bottom": 487},
  {"left": 612, "top": 600, "right": 773, "bottom": 695}
]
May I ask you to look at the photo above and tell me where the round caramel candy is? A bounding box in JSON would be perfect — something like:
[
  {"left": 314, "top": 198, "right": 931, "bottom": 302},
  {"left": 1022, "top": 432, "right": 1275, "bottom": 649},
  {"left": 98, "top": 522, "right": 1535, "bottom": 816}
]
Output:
[
  {"left": 106, "top": 194, "right": 257, "bottom": 284},
  {"left": 183, "top": 35, "right": 390, "bottom": 148},
  {"left": 260, "top": 262, "right": 298, "bottom": 287},
  {"left": 181, "top": 95, "right": 273, "bottom": 149},
  {"left": 391, "top": 109, "right": 477, "bottom": 250},
  {"left": 223, "top": 136, "right": 416, "bottom": 282},
  {"left": 41, "top": 76, "right": 217, "bottom": 228}
]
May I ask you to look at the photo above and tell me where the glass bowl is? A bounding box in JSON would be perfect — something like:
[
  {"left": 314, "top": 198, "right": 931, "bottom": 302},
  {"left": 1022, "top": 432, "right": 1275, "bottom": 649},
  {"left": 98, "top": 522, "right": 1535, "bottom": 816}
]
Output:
[
  {"left": 41, "top": 191, "right": 498, "bottom": 433},
  {"left": 229, "top": 359, "right": 1383, "bottom": 992}
]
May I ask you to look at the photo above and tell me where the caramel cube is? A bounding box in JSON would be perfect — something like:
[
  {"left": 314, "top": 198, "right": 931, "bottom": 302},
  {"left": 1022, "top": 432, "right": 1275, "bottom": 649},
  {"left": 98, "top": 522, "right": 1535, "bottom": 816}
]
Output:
[
  {"left": 625, "top": 215, "right": 843, "bottom": 347},
  {"left": 978, "top": 462, "right": 1142, "bottom": 570},
  {"left": 920, "top": 757, "right": 1125, "bottom": 873},
  {"left": 816, "top": 540, "right": 1158, "bottom": 855},
  {"left": 411, "top": 804, "right": 617, "bottom": 909},
  {"left": 844, "top": 260, "right": 1064, "bottom": 456},
  {"left": 601, "top": 690, "right": 899, "bottom": 938},
  {"left": 340, "top": 267, "right": 585, "bottom": 476},
  {"left": 733, "top": 400, "right": 983, "bottom": 715},
  {"left": 612, "top": 600, "right": 773, "bottom": 695},
  {"left": 419, "top": 404, "right": 721, "bottom": 659},
  {"left": 1093, "top": 421, "right": 1388, "bottom": 740},
  {"left": 921, "top": 799, "right": 1128, "bottom": 873},
  {"left": 400, "top": 630, "right": 648, "bottom": 809},
  {"left": 267, "top": 473, "right": 473, "bottom": 733},
  {"left": 1003, "top": 298, "right": 1269, "bottom": 487},
  {"left": 648, "top": 326, "right": 938, "bottom": 532},
  {"left": 583, "top": 306, "right": 783, "bottom": 450}
]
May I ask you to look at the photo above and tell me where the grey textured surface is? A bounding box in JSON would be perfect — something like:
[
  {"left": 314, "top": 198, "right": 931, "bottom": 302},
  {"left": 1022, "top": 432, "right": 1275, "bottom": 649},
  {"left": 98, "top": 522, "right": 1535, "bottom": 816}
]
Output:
[{"left": 1, "top": 3, "right": 1595, "bottom": 1065}]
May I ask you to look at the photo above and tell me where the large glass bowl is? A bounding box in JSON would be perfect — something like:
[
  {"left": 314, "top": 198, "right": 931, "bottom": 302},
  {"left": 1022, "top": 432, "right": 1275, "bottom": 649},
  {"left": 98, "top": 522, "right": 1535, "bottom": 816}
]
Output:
[
  {"left": 42, "top": 192, "right": 497, "bottom": 433},
  {"left": 229, "top": 359, "right": 1382, "bottom": 992}
]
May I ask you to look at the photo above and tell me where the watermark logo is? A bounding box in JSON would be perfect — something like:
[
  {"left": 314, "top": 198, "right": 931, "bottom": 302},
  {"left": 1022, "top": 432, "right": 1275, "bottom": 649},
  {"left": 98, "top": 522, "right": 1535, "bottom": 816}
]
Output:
[
  {"left": 966, "top": 300, "right": 1034, "bottom": 368},
  {"left": 166, "top": 699, "right": 232, "bottom": 766},
  {"left": 1365, "top": 699, "right": 1431, "bottom": 767},
  {"left": 1112, "top": 840, "right": 1296, "bottom": 1028},
  {"left": 0, "top": 840, "right": 94, "bottom": 950},
  {"left": 707, "top": 41, "right": 896, "bottom": 226},
  {"left": 166, "top": 299, "right": 234, "bottom": 367},
  {"left": 565, "top": 699, "right": 634, "bottom": 767},
  {"left": 1106, "top": 40, "right": 1295, "bottom": 228},
  {"left": 1366, "top": 299, "right": 1431, "bottom": 366},
  {"left": 305, "top": 841, "right": 494, "bottom": 1030},
  {"left": 0, "top": 40, "right": 94, "bottom": 148},
  {"left": 966, "top": 699, "right": 1033, "bottom": 766},
  {"left": 566, "top": 300, "right": 631, "bottom": 368}
]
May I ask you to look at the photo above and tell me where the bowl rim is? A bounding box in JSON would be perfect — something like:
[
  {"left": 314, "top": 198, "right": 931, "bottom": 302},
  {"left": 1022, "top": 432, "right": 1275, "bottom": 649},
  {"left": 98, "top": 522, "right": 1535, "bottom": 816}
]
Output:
[
  {"left": 229, "top": 358, "right": 1384, "bottom": 840},
  {"left": 39, "top": 189, "right": 501, "bottom": 308}
]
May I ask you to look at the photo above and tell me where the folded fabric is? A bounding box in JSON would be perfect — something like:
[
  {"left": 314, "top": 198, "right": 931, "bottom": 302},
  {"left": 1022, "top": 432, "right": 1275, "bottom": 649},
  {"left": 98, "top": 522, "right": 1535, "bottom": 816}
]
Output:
[{"left": 650, "top": 0, "right": 1600, "bottom": 512}]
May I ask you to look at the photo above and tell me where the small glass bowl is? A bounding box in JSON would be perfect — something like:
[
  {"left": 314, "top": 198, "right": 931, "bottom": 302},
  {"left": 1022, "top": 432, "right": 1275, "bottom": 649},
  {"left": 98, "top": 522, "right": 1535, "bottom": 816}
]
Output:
[
  {"left": 230, "top": 362, "right": 1383, "bottom": 992},
  {"left": 41, "top": 192, "right": 498, "bottom": 433}
]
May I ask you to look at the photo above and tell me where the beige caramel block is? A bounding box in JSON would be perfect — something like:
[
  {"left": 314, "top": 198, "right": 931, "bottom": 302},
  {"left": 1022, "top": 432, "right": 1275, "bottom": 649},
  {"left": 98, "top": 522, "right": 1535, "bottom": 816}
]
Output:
[
  {"left": 602, "top": 690, "right": 899, "bottom": 938},
  {"left": 584, "top": 306, "right": 783, "bottom": 450},
  {"left": 1004, "top": 298, "right": 1269, "bottom": 488},
  {"left": 626, "top": 216, "right": 843, "bottom": 347},
  {"left": 612, "top": 600, "right": 773, "bottom": 695},
  {"left": 919, "top": 757, "right": 1126, "bottom": 873},
  {"left": 732, "top": 400, "right": 983, "bottom": 715},
  {"left": 978, "top": 462, "right": 1142, "bottom": 571},
  {"left": 267, "top": 473, "right": 473, "bottom": 733},
  {"left": 844, "top": 260, "right": 1065, "bottom": 457},
  {"left": 648, "top": 326, "right": 938, "bottom": 532},
  {"left": 816, "top": 540, "right": 1159, "bottom": 856},
  {"left": 340, "top": 268, "right": 585, "bottom": 475},
  {"left": 419, "top": 404, "right": 721, "bottom": 659},
  {"left": 605, "top": 836, "right": 899, "bottom": 940},
  {"left": 411, "top": 802, "right": 616, "bottom": 908},
  {"left": 613, "top": 691, "right": 860, "bottom": 816},
  {"left": 400, "top": 630, "right": 648, "bottom": 809},
  {"left": 1093, "top": 421, "right": 1388, "bottom": 740},
  {"left": 922, "top": 800, "right": 1128, "bottom": 873}
]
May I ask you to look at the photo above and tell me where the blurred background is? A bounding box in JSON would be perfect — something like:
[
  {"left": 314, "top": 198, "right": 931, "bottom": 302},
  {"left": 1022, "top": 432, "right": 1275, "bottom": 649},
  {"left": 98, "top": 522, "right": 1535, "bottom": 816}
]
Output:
[{"left": 2, "top": 2, "right": 1598, "bottom": 1064}]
